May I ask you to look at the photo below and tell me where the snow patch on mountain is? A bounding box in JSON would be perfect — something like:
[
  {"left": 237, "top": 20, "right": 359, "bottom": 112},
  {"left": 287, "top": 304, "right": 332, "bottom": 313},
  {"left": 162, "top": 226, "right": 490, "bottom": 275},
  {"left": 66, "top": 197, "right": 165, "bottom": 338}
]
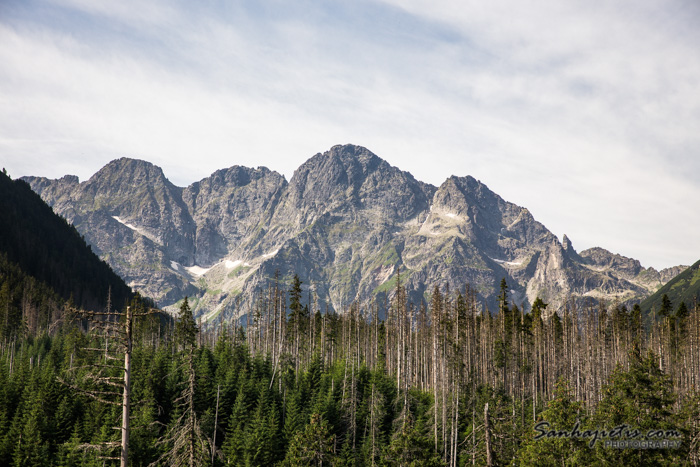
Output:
[
  {"left": 263, "top": 249, "right": 279, "bottom": 258},
  {"left": 490, "top": 257, "right": 523, "bottom": 266},
  {"left": 186, "top": 265, "right": 211, "bottom": 276},
  {"left": 112, "top": 216, "right": 162, "bottom": 245}
]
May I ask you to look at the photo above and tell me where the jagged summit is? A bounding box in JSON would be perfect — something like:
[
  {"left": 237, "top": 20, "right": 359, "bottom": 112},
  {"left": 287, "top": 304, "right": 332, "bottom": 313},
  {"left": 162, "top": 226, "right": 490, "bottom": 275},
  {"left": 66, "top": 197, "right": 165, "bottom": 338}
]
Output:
[
  {"left": 276, "top": 144, "right": 433, "bottom": 233},
  {"left": 86, "top": 157, "right": 168, "bottom": 188},
  {"left": 562, "top": 234, "right": 573, "bottom": 251},
  {"left": 21, "top": 144, "right": 685, "bottom": 321},
  {"left": 60, "top": 174, "right": 79, "bottom": 184}
]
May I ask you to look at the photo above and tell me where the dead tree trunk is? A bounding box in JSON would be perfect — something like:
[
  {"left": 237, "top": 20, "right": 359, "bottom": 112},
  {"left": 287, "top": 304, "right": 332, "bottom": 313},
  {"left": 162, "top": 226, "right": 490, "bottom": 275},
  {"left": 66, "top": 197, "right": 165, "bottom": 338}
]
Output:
[
  {"left": 120, "top": 306, "right": 132, "bottom": 467},
  {"left": 484, "top": 402, "right": 493, "bottom": 467}
]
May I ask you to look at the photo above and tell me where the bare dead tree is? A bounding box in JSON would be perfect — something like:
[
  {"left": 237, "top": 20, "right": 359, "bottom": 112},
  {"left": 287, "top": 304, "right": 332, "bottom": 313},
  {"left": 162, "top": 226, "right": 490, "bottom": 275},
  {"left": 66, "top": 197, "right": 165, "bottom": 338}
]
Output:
[
  {"left": 151, "top": 297, "right": 211, "bottom": 467},
  {"left": 60, "top": 303, "right": 158, "bottom": 466}
]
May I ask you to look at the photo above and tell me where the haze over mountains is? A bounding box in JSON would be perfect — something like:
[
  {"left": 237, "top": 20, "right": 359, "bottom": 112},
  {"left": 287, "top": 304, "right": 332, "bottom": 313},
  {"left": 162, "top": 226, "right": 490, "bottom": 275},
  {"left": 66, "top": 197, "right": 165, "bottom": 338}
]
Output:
[{"left": 23, "top": 144, "right": 685, "bottom": 322}]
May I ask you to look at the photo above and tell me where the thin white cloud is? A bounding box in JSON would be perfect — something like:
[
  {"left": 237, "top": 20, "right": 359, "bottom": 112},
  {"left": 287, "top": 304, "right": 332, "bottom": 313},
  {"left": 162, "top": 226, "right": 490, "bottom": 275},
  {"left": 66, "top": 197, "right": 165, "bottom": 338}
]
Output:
[
  {"left": 1, "top": 0, "right": 698, "bottom": 269},
  {"left": 46, "top": 0, "right": 180, "bottom": 30}
]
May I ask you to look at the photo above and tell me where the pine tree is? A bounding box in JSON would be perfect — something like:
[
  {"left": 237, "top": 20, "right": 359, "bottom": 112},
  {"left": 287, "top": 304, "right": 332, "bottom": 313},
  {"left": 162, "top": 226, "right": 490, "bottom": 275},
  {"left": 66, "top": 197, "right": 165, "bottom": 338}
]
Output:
[
  {"left": 222, "top": 386, "right": 249, "bottom": 465},
  {"left": 245, "top": 387, "right": 281, "bottom": 466},
  {"left": 288, "top": 275, "right": 308, "bottom": 375},
  {"left": 383, "top": 413, "right": 441, "bottom": 467},
  {"left": 658, "top": 294, "right": 673, "bottom": 319},
  {"left": 678, "top": 391, "right": 700, "bottom": 465},
  {"left": 284, "top": 412, "right": 336, "bottom": 466},
  {"left": 175, "top": 297, "right": 198, "bottom": 350},
  {"left": 13, "top": 403, "right": 49, "bottom": 467}
]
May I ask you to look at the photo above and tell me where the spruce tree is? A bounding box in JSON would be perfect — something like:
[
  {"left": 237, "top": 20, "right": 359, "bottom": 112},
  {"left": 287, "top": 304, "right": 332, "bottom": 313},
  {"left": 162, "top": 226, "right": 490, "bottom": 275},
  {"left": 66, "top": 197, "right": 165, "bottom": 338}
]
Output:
[
  {"left": 153, "top": 296, "right": 209, "bottom": 467},
  {"left": 658, "top": 294, "right": 673, "bottom": 319},
  {"left": 175, "top": 297, "right": 198, "bottom": 349},
  {"left": 284, "top": 412, "right": 336, "bottom": 466}
]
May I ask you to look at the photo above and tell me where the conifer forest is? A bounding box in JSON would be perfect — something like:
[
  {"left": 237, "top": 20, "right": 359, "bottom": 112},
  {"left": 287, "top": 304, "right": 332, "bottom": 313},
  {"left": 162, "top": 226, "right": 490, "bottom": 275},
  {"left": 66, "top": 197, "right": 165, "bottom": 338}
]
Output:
[{"left": 1, "top": 273, "right": 699, "bottom": 466}]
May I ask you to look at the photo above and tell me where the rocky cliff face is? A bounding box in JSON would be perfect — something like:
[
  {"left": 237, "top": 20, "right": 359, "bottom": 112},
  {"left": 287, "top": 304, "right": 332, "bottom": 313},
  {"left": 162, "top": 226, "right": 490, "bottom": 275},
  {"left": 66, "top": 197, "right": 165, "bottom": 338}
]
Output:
[
  {"left": 182, "top": 165, "right": 287, "bottom": 266},
  {"left": 23, "top": 145, "right": 685, "bottom": 321}
]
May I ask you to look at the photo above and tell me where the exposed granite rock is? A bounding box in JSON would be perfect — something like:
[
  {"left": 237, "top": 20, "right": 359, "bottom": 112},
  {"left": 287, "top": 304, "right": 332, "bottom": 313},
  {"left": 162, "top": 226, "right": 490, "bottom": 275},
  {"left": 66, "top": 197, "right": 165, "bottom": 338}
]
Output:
[
  {"left": 182, "top": 165, "right": 287, "bottom": 266},
  {"left": 22, "top": 145, "right": 686, "bottom": 321}
]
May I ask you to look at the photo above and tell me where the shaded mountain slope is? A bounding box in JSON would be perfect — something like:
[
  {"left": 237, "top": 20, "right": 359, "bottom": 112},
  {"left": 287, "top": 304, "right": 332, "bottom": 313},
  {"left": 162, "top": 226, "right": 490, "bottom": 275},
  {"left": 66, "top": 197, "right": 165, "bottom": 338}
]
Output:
[{"left": 0, "top": 170, "right": 133, "bottom": 313}]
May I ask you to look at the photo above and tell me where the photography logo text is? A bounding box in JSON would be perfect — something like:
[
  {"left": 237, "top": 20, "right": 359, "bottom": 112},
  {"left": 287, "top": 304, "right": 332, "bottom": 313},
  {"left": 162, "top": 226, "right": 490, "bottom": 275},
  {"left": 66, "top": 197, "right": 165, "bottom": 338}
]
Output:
[{"left": 533, "top": 421, "right": 682, "bottom": 449}]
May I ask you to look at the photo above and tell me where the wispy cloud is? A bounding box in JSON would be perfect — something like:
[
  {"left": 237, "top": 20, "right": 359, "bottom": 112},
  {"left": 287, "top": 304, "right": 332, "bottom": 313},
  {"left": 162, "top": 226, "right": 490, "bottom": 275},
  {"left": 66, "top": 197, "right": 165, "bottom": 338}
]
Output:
[{"left": 1, "top": 0, "right": 698, "bottom": 269}]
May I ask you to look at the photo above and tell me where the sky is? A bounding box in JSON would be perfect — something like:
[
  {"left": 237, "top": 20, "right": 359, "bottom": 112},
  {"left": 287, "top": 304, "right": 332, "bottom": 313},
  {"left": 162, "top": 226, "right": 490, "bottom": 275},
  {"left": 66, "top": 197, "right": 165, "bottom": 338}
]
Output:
[{"left": 1, "top": 0, "right": 699, "bottom": 270}]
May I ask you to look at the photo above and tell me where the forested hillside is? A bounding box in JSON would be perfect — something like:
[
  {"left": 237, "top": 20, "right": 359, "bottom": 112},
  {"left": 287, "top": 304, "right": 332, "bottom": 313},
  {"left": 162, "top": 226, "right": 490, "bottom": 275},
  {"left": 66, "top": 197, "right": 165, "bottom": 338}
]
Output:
[
  {"left": 0, "top": 170, "right": 133, "bottom": 318},
  {"left": 641, "top": 258, "right": 700, "bottom": 318},
  {"left": 1, "top": 275, "right": 698, "bottom": 465}
]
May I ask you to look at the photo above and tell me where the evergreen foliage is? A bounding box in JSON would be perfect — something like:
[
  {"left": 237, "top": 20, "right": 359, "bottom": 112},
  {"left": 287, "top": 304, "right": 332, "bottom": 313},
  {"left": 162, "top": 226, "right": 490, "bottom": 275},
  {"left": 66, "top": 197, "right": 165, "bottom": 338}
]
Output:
[{"left": 175, "top": 297, "right": 198, "bottom": 349}]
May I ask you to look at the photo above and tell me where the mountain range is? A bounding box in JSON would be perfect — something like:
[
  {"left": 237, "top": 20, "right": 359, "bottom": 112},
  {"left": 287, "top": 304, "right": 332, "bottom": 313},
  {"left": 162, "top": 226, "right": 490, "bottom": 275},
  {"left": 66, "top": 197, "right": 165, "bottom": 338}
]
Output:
[{"left": 22, "top": 144, "right": 686, "bottom": 322}]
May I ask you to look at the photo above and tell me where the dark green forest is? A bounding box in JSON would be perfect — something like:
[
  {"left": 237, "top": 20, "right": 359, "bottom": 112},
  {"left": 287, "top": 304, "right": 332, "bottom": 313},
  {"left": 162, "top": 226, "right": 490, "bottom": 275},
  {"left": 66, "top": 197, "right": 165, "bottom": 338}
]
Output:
[
  {"left": 0, "top": 171, "right": 133, "bottom": 314},
  {"left": 1, "top": 273, "right": 699, "bottom": 466}
]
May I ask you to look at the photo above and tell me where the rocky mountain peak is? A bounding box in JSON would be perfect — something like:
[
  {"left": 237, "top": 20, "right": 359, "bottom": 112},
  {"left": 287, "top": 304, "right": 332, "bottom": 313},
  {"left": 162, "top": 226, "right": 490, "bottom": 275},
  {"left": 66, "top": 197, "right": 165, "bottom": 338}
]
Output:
[
  {"left": 433, "top": 176, "right": 500, "bottom": 214},
  {"left": 561, "top": 233, "right": 584, "bottom": 263},
  {"left": 59, "top": 174, "right": 80, "bottom": 184},
  {"left": 184, "top": 165, "right": 286, "bottom": 205},
  {"left": 580, "top": 247, "right": 641, "bottom": 270},
  {"left": 202, "top": 165, "right": 281, "bottom": 189},
  {"left": 77, "top": 158, "right": 184, "bottom": 220},
  {"left": 22, "top": 174, "right": 80, "bottom": 207},
  {"left": 579, "top": 247, "right": 646, "bottom": 281},
  {"left": 183, "top": 165, "right": 287, "bottom": 265},
  {"left": 432, "top": 175, "right": 554, "bottom": 248},
  {"left": 86, "top": 157, "right": 167, "bottom": 188},
  {"left": 81, "top": 158, "right": 188, "bottom": 227},
  {"left": 328, "top": 144, "right": 382, "bottom": 171},
  {"left": 289, "top": 144, "right": 384, "bottom": 198},
  {"left": 562, "top": 234, "right": 573, "bottom": 251},
  {"left": 279, "top": 144, "right": 433, "bottom": 227}
]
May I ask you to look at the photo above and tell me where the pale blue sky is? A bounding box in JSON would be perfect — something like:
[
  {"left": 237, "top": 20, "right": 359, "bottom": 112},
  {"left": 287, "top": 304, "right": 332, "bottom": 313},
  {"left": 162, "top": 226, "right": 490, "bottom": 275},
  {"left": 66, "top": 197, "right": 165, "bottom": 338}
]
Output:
[{"left": 1, "top": 0, "right": 699, "bottom": 270}]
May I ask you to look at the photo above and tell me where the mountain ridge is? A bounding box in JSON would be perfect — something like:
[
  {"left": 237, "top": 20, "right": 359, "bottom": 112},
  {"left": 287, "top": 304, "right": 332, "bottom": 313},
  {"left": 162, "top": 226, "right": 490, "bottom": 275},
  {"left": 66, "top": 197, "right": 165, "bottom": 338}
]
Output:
[{"left": 22, "top": 144, "right": 686, "bottom": 321}]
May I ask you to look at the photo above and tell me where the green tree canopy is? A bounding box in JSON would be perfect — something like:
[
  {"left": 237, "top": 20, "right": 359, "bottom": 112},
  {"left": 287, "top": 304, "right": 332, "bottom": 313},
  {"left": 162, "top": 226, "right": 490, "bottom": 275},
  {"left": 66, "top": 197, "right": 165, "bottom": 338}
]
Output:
[{"left": 175, "top": 297, "right": 198, "bottom": 349}]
